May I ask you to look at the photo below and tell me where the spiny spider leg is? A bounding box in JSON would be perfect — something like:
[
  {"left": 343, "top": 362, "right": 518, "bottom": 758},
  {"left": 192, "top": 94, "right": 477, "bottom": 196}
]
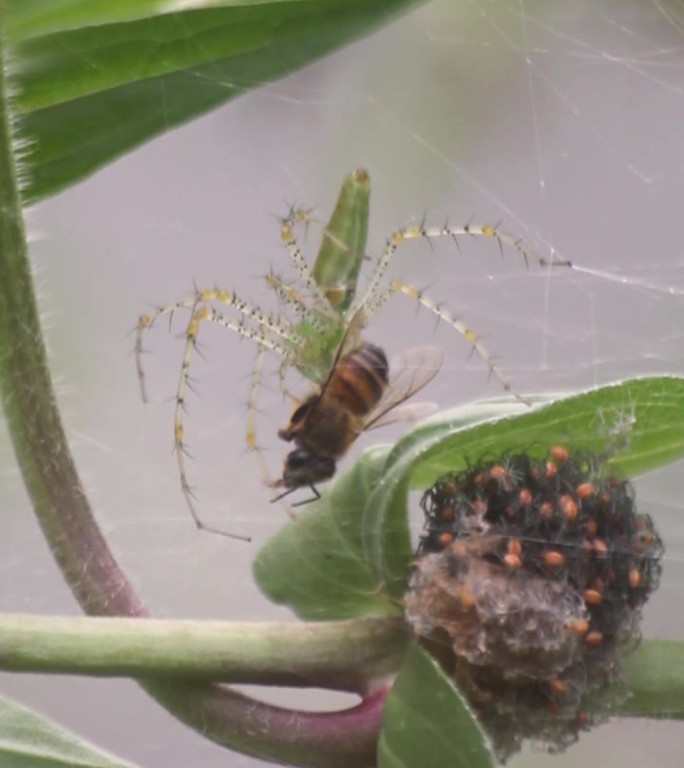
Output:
[
  {"left": 136, "top": 287, "right": 300, "bottom": 403},
  {"left": 173, "top": 304, "right": 296, "bottom": 538},
  {"left": 279, "top": 219, "right": 337, "bottom": 316},
  {"left": 354, "top": 222, "right": 570, "bottom": 316},
  {"left": 277, "top": 363, "right": 301, "bottom": 404},
  {"left": 281, "top": 203, "right": 318, "bottom": 239},
  {"left": 245, "top": 344, "right": 267, "bottom": 454},
  {"left": 265, "top": 272, "right": 342, "bottom": 397},
  {"left": 264, "top": 272, "right": 333, "bottom": 335},
  {"left": 283, "top": 203, "right": 370, "bottom": 281},
  {"left": 282, "top": 202, "right": 354, "bottom": 255},
  {"left": 245, "top": 345, "right": 297, "bottom": 521},
  {"left": 365, "top": 279, "right": 528, "bottom": 404}
]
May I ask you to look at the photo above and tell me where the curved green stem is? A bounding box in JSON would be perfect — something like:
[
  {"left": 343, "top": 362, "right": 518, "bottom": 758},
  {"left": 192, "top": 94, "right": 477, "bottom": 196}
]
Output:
[
  {"left": 0, "top": 613, "right": 679, "bottom": 723},
  {"left": 0, "top": 21, "right": 143, "bottom": 620},
  {"left": 0, "top": 614, "right": 406, "bottom": 690},
  {"left": 0, "top": 12, "right": 386, "bottom": 767}
]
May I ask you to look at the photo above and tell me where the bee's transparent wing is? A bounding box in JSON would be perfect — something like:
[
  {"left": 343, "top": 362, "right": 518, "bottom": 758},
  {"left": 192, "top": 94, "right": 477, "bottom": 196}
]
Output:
[
  {"left": 364, "top": 346, "right": 444, "bottom": 430},
  {"left": 369, "top": 400, "right": 439, "bottom": 427}
]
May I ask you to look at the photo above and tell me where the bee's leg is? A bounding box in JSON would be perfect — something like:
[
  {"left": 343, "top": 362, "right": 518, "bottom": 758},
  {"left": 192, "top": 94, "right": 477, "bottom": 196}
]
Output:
[
  {"left": 270, "top": 485, "right": 297, "bottom": 504},
  {"left": 291, "top": 485, "right": 321, "bottom": 507},
  {"left": 269, "top": 484, "right": 321, "bottom": 507}
]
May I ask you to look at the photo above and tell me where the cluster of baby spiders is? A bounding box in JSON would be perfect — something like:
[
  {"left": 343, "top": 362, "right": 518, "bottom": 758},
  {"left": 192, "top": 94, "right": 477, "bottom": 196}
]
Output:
[{"left": 135, "top": 169, "right": 571, "bottom": 539}]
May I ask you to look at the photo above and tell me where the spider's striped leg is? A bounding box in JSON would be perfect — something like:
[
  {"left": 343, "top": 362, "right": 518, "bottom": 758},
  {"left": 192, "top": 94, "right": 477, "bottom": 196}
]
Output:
[
  {"left": 281, "top": 203, "right": 320, "bottom": 243},
  {"left": 174, "top": 303, "right": 300, "bottom": 539},
  {"left": 245, "top": 344, "right": 267, "bottom": 455},
  {"left": 264, "top": 272, "right": 332, "bottom": 335},
  {"left": 245, "top": 345, "right": 297, "bottom": 521},
  {"left": 266, "top": 272, "right": 343, "bottom": 392},
  {"left": 354, "top": 221, "right": 569, "bottom": 314},
  {"left": 282, "top": 201, "right": 369, "bottom": 312},
  {"left": 136, "top": 287, "right": 299, "bottom": 403},
  {"left": 282, "top": 203, "right": 364, "bottom": 273},
  {"left": 279, "top": 219, "right": 337, "bottom": 317},
  {"left": 276, "top": 356, "right": 300, "bottom": 405},
  {"left": 364, "top": 279, "right": 529, "bottom": 405},
  {"left": 136, "top": 295, "right": 207, "bottom": 403}
]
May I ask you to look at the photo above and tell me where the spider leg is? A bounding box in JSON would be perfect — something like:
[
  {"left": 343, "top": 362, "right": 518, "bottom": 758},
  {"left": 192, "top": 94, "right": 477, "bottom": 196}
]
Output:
[
  {"left": 136, "top": 287, "right": 299, "bottom": 403},
  {"left": 245, "top": 345, "right": 297, "bottom": 520},
  {"left": 173, "top": 303, "right": 298, "bottom": 538},
  {"left": 136, "top": 296, "right": 201, "bottom": 403},
  {"left": 282, "top": 199, "right": 369, "bottom": 311},
  {"left": 265, "top": 270, "right": 346, "bottom": 387},
  {"left": 245, "top": 344, "right": 266, "bottom": 454},
  {"left": 281, "top": 202, "right": 320, "bottom": 242},
  {"left": 354, "top": 221, "right": 570, "bottom": 314},
  {"left": 265, "top": 272, "right": 334, "bottom": 335},
  {"left": 365, "top": 279, "right": 530, "bottom": 405},
  {"left": 282, "top": 201, "right": 356, "bottom": 262},
  {"left": 276, "top": 357, "right": 302, "bottom": 405},
  {"left": 279, "top": 219, "right": 337, "bottom": 317}
]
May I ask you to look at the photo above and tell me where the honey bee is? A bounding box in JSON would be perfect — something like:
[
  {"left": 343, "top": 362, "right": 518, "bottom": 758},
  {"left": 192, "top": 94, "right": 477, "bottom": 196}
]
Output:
[{"left": 273, "top": 341, "right": 443, "bottom": 503}]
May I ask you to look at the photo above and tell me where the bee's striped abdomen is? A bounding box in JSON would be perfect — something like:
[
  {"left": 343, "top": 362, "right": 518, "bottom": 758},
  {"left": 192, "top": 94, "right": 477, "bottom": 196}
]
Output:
[{"left": 329, "top": 343, "right": 389, "bottom": 416}]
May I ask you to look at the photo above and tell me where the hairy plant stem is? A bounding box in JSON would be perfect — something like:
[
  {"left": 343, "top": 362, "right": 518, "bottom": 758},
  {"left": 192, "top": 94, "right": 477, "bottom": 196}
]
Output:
[
  {"left": 0, "top": 614, "right": 406, "bottom": 689},
  {"left": 0, "top": 13, "right": 386, "bottom": 767},
  {"left": 0, "top": 614, "right": 678, "bottom": 721}
]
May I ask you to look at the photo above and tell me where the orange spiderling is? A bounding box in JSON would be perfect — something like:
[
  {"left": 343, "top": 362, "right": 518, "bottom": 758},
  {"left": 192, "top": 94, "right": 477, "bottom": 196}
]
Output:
[
  {"left": 549, "top": 445, "right": 569, "bottom": 462},
  {"left": 543, "top": 550, "right": 565, "bottom": 568},
  {"left": 519, "top": 488, "right": 532, "bottom": 505},
  {"left": 584, "top": 589, "right": 602, "bottom": 605},
  {"left": 585, "top": 630, "right": 603, "bottom": 647},
  {"left": 560, "top": 494, "right": 578, "bottom": 522}
]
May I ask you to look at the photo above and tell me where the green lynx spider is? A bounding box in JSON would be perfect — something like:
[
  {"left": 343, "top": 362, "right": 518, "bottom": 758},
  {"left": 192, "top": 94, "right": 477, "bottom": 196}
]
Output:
[{"left": 136, "top": 169, "right": 569, "bottom": 538}]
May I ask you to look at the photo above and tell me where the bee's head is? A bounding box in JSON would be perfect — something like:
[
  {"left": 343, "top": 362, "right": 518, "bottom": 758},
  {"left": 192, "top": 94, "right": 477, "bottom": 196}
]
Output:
[{"left": 281, "top": 448, "right": 336, "bottom": 489}]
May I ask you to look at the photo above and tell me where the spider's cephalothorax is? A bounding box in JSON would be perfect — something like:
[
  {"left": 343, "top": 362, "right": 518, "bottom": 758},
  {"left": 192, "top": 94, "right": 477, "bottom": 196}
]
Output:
[{"left": 136, "top": 170, "right": 569, "bottom": 537}]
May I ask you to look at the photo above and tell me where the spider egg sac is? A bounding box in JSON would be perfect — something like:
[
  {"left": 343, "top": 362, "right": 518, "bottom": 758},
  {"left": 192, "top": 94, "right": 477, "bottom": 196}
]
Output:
[{"left": 405, "top": 448, "right": 664, "bottom": 761}]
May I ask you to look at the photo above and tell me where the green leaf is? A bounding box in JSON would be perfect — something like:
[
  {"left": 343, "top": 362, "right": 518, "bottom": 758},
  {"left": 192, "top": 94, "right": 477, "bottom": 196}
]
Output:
[
  {"left": 362, "top": 395, "right": 535, "bottom": 596},
  {"left": 365, "top": 375, "right": 684, "bottom": 595},
  {"left": 0, "top": 693, "right": 139, "bottom": 768},
  {"left": 411, "top": 376, "right": 684, "bottom": 484},
  {"left": 620, "top": 639, "right": 684, "bottom": 719},
  {"left": 256, "top": 377, "right": 684, "bottom": 617},
  {"left": 7, "top": 0, "right": 422, "bottom": 202},
  {"left": 376, "top": 640, "right": 683, "bottom": 768},
  {"left": 378, "top": 643, "right": 496, "bottom": 768},
  {"left": 253, "top": 445, "right": 401, "bottom": 620}
]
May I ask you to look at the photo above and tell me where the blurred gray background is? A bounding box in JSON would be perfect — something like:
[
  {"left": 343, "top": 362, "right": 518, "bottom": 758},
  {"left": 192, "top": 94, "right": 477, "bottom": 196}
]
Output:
[{"left": 1, "top": 0, "right": 683, "bottom": 766}]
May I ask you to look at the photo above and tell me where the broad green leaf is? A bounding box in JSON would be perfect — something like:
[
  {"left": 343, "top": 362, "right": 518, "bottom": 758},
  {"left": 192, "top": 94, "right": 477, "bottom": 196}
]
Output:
[
  {"left": 253, "top": 445, "right": 401, "bottom": 620},
  {"left": 365, "top": 376, "right": 684, "bottom": 595},
  {"left": 256, "top": 377, "right": 684, "bottom": 616},
  {"left": 378, "top": 643, "right": 495, "bottom": 768},
  {"left": 0, "top": 693, "right": 139, "bottom": 768},
  {"left": 8, "top": 2, "right": 186, "bottom": 39},
  {"left": 6, "top": 0, "right": 422, "bottom": 202},
  {"left": 362, "top": 395, "right": 538, "bottom": 595},
  {"left": 620, "top": 640, "right": 684, "bottom": 719},
  {"left": 377, "top": 640, "right": 683, "bottom": 768}
]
